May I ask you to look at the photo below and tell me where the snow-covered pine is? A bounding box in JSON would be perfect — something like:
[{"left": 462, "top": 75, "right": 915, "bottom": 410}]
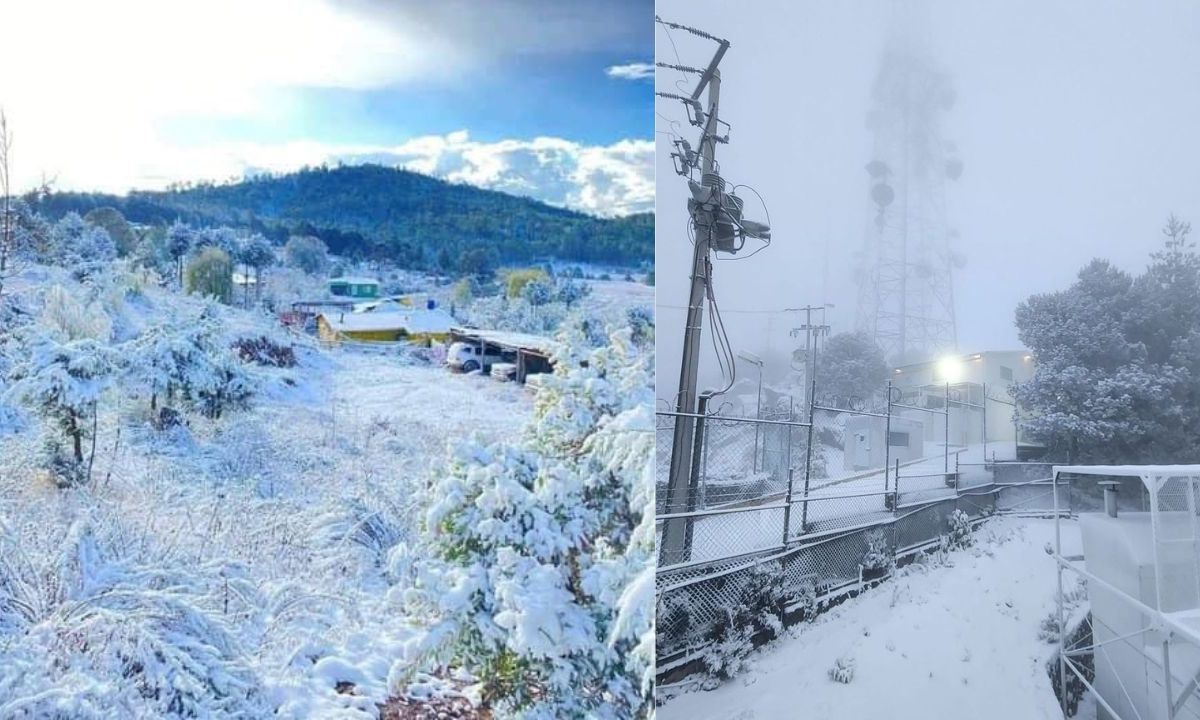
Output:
[{"left": 395, "top": 327, "right": 654, "bottom": 718}]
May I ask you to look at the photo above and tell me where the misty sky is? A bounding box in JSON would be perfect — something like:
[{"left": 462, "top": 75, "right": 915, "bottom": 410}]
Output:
[
  {"left": 655, "top": 0, "right": 1200, "bottom": 399},
  {"left": 2, "top": 0, "right": 653, "bottom": 215}
]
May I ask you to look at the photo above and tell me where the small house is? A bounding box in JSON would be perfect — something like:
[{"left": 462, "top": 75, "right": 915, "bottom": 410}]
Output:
[
  {"left": 327, "top": 277, "right": 380, "bottom": 299},
  {"left": 317, "top": 307, "right": 456, "bottom": 344}
]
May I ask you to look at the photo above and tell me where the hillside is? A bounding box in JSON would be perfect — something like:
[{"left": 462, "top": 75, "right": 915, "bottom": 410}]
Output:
[{"left": 27, "top": 164, "right": 654, "bottom": 270}]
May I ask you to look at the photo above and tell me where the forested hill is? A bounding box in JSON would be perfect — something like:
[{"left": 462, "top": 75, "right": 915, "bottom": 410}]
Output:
[{"left": 28, "top": 164, "right": 653, "bottom": 269}]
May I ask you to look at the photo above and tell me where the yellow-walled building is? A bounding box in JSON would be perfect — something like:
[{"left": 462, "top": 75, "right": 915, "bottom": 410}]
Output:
[{"left": 317, "top": 308, "right": 456, "bottom": 345}]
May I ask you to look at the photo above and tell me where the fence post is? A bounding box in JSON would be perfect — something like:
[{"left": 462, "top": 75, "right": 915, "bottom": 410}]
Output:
[
  {"left": 799, "top": 379, "right": 817, "bottom": 535},
  {"left": 679, "top": 392, "right": 712, "bottom": 562},
  {"left": 944, "top": 382, "right": 950, "bottom": 475},
  {"left": 782, "top": 467, "right": 795, "bottom": 547},
  {"left": 894, "top": 458, "right": 901, "bottom": 511},
  {"left": 982, "top": 381, "right": 988, "bottom": 452},
  {"left": 884, "top": 380, "right": 893, "bottom": 496}
]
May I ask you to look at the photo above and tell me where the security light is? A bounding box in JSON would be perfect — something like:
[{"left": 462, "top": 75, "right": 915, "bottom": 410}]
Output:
[{"left": 936, "top": 355, "right": 964, "bottom": 383}]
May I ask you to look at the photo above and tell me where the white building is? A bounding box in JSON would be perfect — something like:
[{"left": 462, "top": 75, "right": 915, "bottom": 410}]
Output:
[{"left": 890, "top": 349, "right": 1035, "bottom": 446}]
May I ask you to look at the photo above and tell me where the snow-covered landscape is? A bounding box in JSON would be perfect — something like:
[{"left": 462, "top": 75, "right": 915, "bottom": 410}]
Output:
[
  {"left": 659, "top": 517, "right": 1086, "bottom": 720},
  {"left": 0, "top": 207, "right": 654, "bottom": 718}
]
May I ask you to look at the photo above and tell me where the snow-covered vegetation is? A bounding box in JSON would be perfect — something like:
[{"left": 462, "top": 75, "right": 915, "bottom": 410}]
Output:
[
  {"left": 660, "top": 518, "right": 1087, "bottom": 720},
  {"left": 1014, "top": 214, "right": 1200, "bottom": 463},
  {"left": 0, "top": 205, "right": 654, "bottom": 717}
]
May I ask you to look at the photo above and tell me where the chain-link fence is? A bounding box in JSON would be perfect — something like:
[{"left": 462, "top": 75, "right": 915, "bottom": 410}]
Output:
[{"left": 655, "top": 372, "right": 1059, "bottom": 677}]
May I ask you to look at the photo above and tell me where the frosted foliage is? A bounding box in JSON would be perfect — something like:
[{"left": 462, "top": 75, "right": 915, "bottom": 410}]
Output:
[
  {"left": 399, "top": 328, "right": 654, "bottom": 718},
  {"left": 39, "top": 284, "right": 112, "bottom": 341},
  {"left": 0, "top": 518, "right": 267, "bottom": 717}
]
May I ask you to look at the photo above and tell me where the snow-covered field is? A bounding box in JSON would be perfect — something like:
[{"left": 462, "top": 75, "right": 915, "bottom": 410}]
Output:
[
  {"left": 0, "top": 271, "right": 535, "bottom": 716},
  {"left": 659, "top": 517, "right": 1086, "bottom": 720}
]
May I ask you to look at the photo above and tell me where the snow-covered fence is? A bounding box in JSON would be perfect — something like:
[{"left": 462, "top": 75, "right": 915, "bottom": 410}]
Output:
[{"left": 656, "top": 462, "right": 1066, "bottom": 678}]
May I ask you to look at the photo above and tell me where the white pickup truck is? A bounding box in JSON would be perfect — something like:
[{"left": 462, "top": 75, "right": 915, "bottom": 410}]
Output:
[{"left": 445, "top": 341, "right": 506, "bottom": 374}]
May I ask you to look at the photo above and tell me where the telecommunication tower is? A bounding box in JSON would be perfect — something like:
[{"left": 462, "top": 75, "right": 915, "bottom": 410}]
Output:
[{"left": 855, "top": 15, "right": 963, "bottom": 364}]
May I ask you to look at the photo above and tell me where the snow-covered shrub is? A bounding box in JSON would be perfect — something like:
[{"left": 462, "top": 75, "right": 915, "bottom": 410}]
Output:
[
  {"left": 626, "top": 305, "right": 653, "bottom": 347},
  {"left": 39, "top": 284, "right": 112, "bottom": 342},
  {"left": 397, "top": 328, "right": 654, "bottom": 718},
  {"left": 828, "top": 655, "right": 856, "bottom": 684},
  {"left": 315, "top": 496, "right": 411, "bottom": 579},
  {"left": 126, "top": 311, "right": 255, "bottom": 420},
  {"left": 702, "top": 560, "right": 788, "bottom": 683},
  {"left": 946, "top": 509, "right": 973, "bottom": 550},
  {"left": 194, "top": 351, "right": 254, "bottom": 419},
  {"left": 232, "top": 335, "right": 297, "bottom": 367},
  {"left": 0, "top": 517, "right": 267, "bottom": 716},
  {"left": 794, "top": 578, "right": 819, "bottom": 621},
  {"left": 4, "top": 330, "right": 117, "bottom": 483},
  {"left": 43, "top": 212, "right": 116, "bottom": 278},
  {"left": 861, "top": 528, "right": 894, "bottom": 574}
]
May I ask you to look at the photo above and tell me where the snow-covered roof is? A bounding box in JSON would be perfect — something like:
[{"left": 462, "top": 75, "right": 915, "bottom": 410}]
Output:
[
  {"left": 321, "top": 308, "right": 456, "bottom": 334},
  {"left": 450, "top": 327, "right": 557, "bottom": 355},
  {"left": 893, "top": 349, "right": 1033, "bottom": 371},
  {"left": 327, "top": 276, "right": 379, "bottom": 286}
]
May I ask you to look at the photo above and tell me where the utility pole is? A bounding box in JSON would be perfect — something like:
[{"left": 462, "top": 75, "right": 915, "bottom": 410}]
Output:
[
  {"left": 656, "top": 19, "right": 769, "bottom": 565},
  {"left": 658, "top": 23, "right": 730, "bottom": 565},
  {"left": 788, "top": 304, "right": 832, "bottom": 407}
]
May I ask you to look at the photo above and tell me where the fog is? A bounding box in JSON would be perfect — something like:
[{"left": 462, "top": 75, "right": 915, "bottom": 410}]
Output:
[{"left": 654, "top": 0, "right": 1200, "bottom": 402}]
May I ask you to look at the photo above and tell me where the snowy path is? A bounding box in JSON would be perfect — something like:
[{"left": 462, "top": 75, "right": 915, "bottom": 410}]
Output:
[{"left": 660, "top": 517, "right": 1084, "bottom": 720}]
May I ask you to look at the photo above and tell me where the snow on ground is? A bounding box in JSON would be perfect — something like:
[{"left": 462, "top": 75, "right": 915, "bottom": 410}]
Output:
[
  {"left": 659, "top": 517, "right": 1085, "bottom": 720},
  {"left": 0, "top": 275, "right": 533, "bottom": 717}
]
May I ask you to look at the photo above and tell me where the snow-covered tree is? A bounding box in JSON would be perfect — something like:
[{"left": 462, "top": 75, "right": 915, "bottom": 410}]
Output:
[
  {"left": 45, "top": 212, "right": 116, "bottom": 278},
  {"left": 126, "top": 310, "right": 253, "bottom": 420},
  {"left": 283, "top": 234, "right": 328, "bottom": 275},
  {"left": 395, "top": 328, "right": 654, "bottom": 718},
  {"left": 520, "top": 278, "right": 554, "bottom": 308},
  {"left": 166, "top": 220, "right": 193, "bottom": 286},
  {"left": 5, "top": 330, "right": 116, "bottom": 482},
  {"left": 186, "top": 247, "right": 234, "bottom": 304},
  {"left": 555, "top": 278, "right": 592, "bottom": 308},
  {"left": 1013, "top": 216, "right": 1200, "bottom": 462},
  {"left": 236, "top": 233, "right": 274, "bottom": 304},
  {"left": 812, "top": 331, "right": 887, "bottom": 408},
  {"left": 626, "top": 305, "right": 653, "bottom": 348}
]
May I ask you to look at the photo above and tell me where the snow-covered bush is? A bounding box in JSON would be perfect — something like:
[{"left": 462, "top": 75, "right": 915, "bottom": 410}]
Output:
[
  {"left": 861, "top": 528, "right": 894, "bottom": 574},
  {"left": 0, "top": 517, "right": 267, "bottom": 717},
  {"left": 126, "top": 310, "right": 255, "bottom": 420},
  {"left": 5, "top": 330, "right": 117, "bottom": 484},
  {"left": 828, "top": 655, "right": 856, "bottom": 684},
  {"left": 42, "top": 212, "right": 116, "bottom": 278},
  {"left": 626, "top": 305, "right": 653, "bottom": 347},
  {"left": 396, "top": 328, "right": 654, "bottom": 718},
  {"left": 946, "top": 509, "right": 973, "bottom": 550},
  {"left": 702, "top": 560, "right": 788, "bottom": 683}
]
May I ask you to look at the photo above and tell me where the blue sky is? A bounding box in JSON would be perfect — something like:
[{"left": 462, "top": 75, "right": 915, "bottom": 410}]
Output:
[{"left": 1, "top": 0, "right": 654, "bottom": 215}]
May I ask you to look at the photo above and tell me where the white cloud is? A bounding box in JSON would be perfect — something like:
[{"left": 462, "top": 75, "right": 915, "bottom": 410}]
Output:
[
  {"left": 0, "top": 0, "right": 460, "bottom": 192},
  {"left": 336, "top": 132, "right": 654, "bottom": 216},
  {"left": 606, "top": 62, "right": 655, "bottom": 81},
  {"left": 0, "top": 1, "right": 653, "bottom": 217}
]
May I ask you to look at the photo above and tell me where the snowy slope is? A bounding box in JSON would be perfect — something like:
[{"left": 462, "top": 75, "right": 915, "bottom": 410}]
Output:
[{"left": 659, "top": 517, "right": 1085, "bottom": 720}]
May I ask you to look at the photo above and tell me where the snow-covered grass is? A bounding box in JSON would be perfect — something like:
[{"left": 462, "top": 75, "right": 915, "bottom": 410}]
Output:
[
  {"left": 0, "top": 267, "right": 537, "bottom": 717},
  {"left": 658, "top": 517, "right": 1086, "bottom": 720}
]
